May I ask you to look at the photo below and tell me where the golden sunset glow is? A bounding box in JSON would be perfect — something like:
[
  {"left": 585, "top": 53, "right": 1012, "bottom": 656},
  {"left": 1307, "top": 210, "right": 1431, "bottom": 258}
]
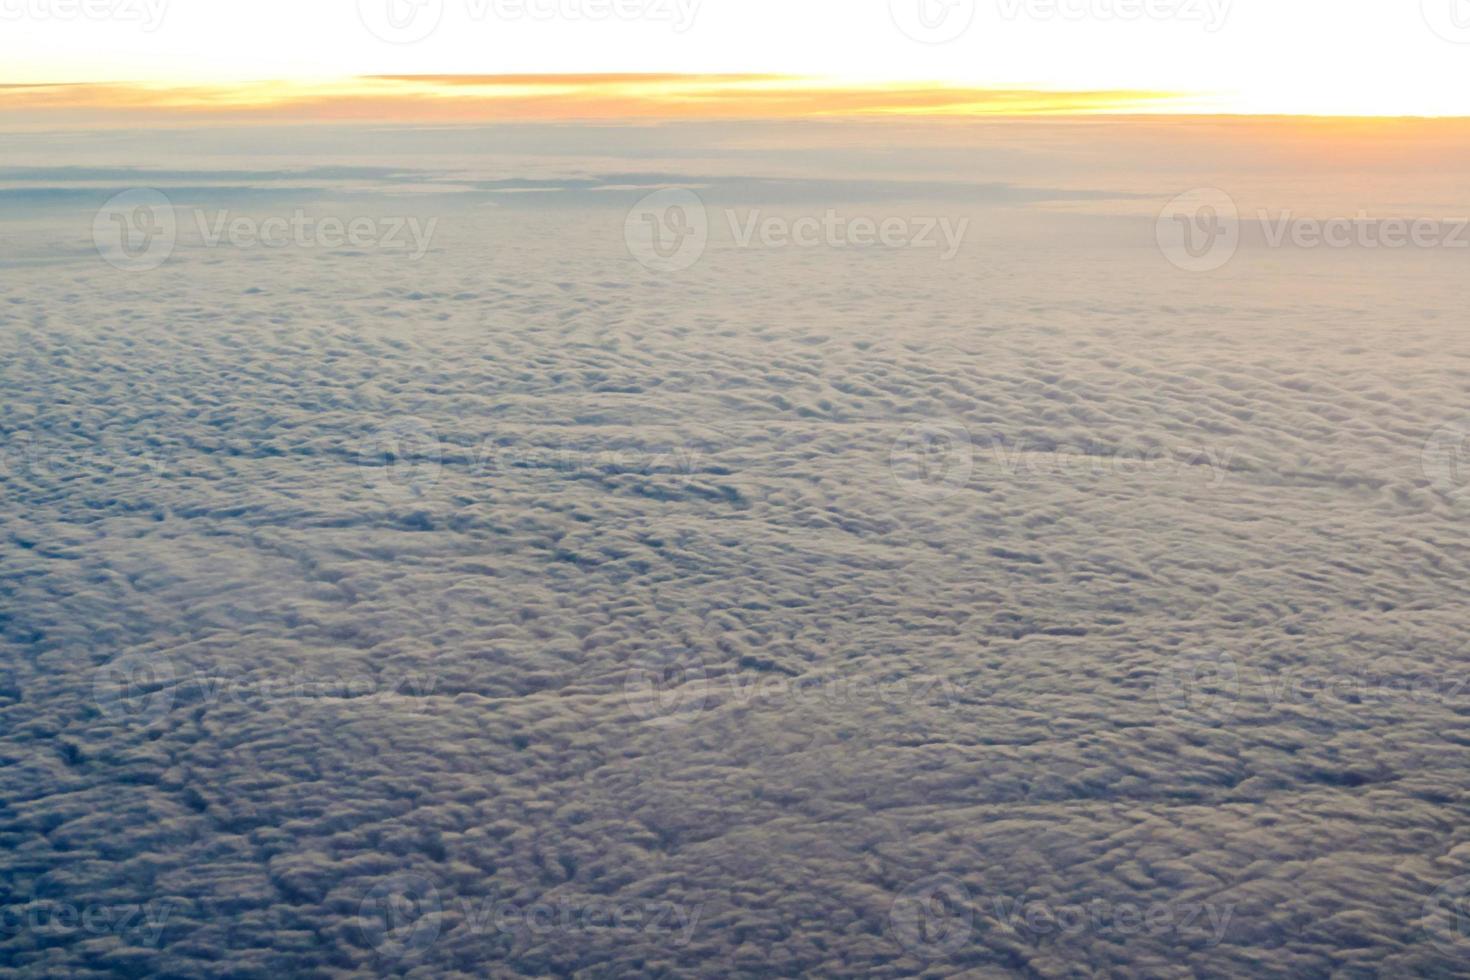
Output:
[
  {"left": 0, "top": 74, "right": 1202, "bottom": 126},
  {"left": 7, "top": 0, "right": 1470, "bottom": 119}
]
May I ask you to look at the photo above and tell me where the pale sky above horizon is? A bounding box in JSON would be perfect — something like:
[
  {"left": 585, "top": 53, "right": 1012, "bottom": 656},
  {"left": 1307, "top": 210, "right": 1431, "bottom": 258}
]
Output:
[{"left": 4, "top": 0, "right": 1470, "bottom": 117}]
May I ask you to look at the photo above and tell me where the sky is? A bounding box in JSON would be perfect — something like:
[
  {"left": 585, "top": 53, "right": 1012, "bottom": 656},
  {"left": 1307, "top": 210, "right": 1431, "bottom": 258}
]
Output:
[{"left": 4, "top": 0, "right": 1470, "bottom": 117}]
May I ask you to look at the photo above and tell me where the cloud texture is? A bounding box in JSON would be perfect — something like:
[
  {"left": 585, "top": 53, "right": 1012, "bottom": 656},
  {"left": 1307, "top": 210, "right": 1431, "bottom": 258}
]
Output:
[{"left": 2, "top": 123, "right": 1470, "bottom": 976}]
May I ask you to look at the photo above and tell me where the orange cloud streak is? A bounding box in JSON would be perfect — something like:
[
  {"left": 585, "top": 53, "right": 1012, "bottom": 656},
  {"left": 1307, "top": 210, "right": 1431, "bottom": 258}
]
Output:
[{"left": 0, "top": 75, "right": 1186, "bottom": 126}]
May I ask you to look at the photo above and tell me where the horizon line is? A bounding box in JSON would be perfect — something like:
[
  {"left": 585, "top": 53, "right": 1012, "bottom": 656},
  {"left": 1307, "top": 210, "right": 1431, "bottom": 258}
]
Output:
[{"left": 3, "top": 75, "right": 1470, "bottom": 122}]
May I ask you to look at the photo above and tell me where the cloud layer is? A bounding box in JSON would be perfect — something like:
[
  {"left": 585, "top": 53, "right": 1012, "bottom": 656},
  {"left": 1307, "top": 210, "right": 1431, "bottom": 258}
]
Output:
[{"left": 2, "top": 126, "right": 1470, "bottom": 976}]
